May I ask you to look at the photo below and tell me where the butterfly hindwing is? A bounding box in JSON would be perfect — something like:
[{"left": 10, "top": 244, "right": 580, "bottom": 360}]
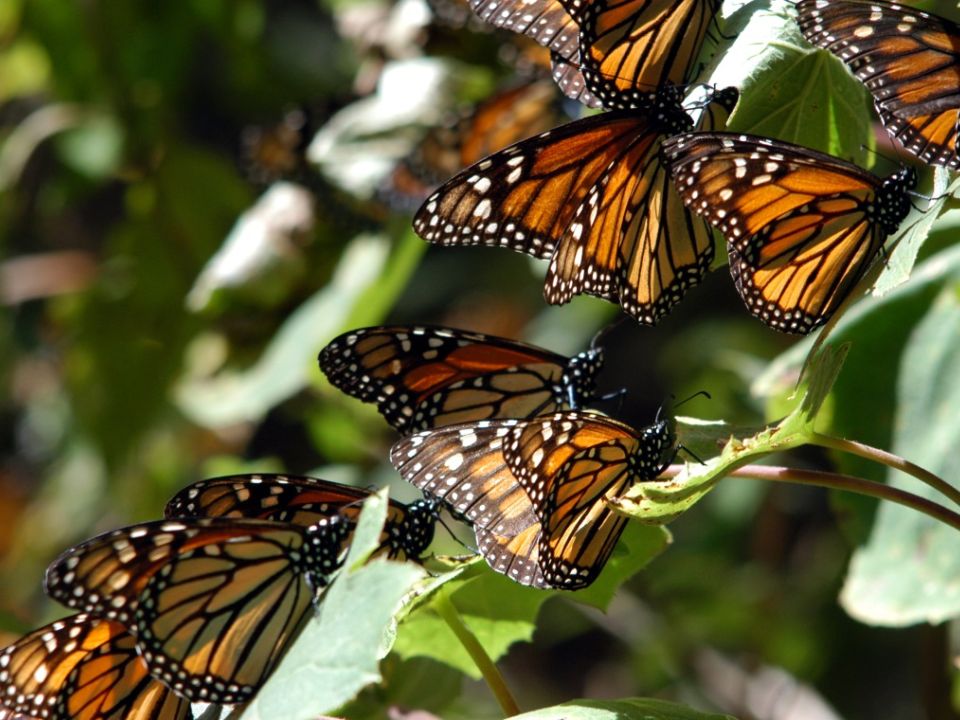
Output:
[
  {"left": 573, "top": 0, "right": 721, "bottom": 108},
  {"left": 662, "top": 131, "right": 916, "bottom": 332},
  {"left": 797, "top": 0, "right": 960, "bottom": 169},
  {"left": 0, "top": 614, "right": 192, "bottom": 720}
]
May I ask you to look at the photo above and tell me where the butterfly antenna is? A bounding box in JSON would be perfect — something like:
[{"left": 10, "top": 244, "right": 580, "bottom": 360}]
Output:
[
  {"left": 673, "top": 389, "right": 712, "bottom": 410},
  {"left": 676, "top": 443, "right": 707, "bottom": 465},
  {"left": 436, "top": 511, "right": 475, "bottom": 553}
]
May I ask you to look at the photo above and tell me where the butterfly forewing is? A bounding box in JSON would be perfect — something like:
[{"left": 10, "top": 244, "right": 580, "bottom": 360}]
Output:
[
  {"left": 391, "top": 421, "right": 538, "bottom": 534},
  {"left": 538, "top": 439, "right": 634, "bottom": 588},
  {"left": 320, "top": 325, "right": 602, "bottom": 433},
  {"left": 413, "top": 109, "right": 660, "bottom": 261},
  {"left": 797, "top": 0, "right": 960, "bottom": 169},
  {"left": 0, "top": 614, "right": 191, "bottom": 720}
]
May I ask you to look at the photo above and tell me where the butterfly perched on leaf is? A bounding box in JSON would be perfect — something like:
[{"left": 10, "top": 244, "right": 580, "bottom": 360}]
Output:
[
  {"left": 661, "top": 131, "right": 916, "bottom": 333},
  {"left": 412, "top": 85, "right": 739, "bottom": 325},
  {"left": 165, "top": 473, "right": 438, "bottom": 562},
  {"left": 391, "top": 410, "right": 675, "bottom": 589},
  {"left": 43, "top": 517, "right": 350, "bottom": 704},
  {"left": 0, "top": 613, "right": 192, "bottom": 720},
  {"left": 319, "top": 324, "right": 606, "bottom": 433},
  {"left": 797, "top": 0, "right": 960, "bottom": 170},
  {"left": 380, "top": 80, "right": 567, "bottom": 212}
]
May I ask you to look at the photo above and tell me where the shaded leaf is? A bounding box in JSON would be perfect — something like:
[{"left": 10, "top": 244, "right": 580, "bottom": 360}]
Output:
[{"left": 841, "top": 282, "right": 960, "bottom": 625}]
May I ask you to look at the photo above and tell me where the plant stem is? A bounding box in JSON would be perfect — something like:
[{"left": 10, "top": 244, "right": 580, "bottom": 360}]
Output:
[
  {"left": 808, "top": 432, "right": 960, "bottom": 508},
  {"left": 659, "top": 464, "right": 960, "bottom": 531},
  {"left": 434, "top": 587, "right": 520, "bottom": 717}
]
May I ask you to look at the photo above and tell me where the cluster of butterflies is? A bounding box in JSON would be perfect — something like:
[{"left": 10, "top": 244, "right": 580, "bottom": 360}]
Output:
[
  {"left": 0, "top": 323, "right": 683, "bottom": 717},
  {"left": 394, "top": 0, "right": 960, "bottom": 334},
  {"left": 5, "top": 0, "right": 960, "bottom": 716}
]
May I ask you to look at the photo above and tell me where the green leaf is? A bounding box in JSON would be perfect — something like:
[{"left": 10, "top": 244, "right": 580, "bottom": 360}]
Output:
[
  {"left": 392, "top": 523, "right": 669, "bottom": 678},
  {"left": 344, "top": 488, "right": 389, "bottom": 568},
  {"left": 511, "top": 697, "right": 736, "bottom": 720},
  {"left": 708, "top": 1, "right": 872, "bottom": 160},
  {"left": 175, "top": 233, "right": 393, "bottom": 427},
  {"left": 239, "top": 559, "right": 425, "bottom": 719},
  {"left": 840, "top": 282, "right": 960, "bottom": 625}
]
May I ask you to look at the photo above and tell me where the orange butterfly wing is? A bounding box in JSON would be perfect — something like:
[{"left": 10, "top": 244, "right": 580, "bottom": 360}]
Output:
[
  {"left": 798, "top": 0, "right": 960, "bottom": 169},
  {"left": 663, "top": 131, "right": 915, "bottom": 332},
  {"left": 0, "top": 614, "right": 191, "bottom": 720}
]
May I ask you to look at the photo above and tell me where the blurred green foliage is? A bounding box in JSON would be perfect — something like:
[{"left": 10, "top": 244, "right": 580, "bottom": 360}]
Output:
[{"left": 2, "top": 0, "right": 960, "bottom": 718}]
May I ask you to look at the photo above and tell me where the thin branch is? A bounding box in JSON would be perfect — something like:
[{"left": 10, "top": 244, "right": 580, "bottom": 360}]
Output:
[
  {"left": 659, "top": 463, "right": 960, "bottom": 531},
  {"left": 433, "top": 587, "right": 520, "bottom": 717},
  {"left": 808, "top": 432, "right": 960, "bottom": 508}
]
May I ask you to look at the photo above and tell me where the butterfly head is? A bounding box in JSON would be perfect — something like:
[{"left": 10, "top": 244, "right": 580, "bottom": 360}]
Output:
[
  {"left": 560, "top": 348, "right": 604, "bottom": 409},
  {"left": 874, "top": 166, "right": 917, "bottom": 235},
  {"left": 398, "top": 496, "right": 440, "bottom": 558},
  {"left": 630, "top": 410, "right": 677, "bottom": 480}
]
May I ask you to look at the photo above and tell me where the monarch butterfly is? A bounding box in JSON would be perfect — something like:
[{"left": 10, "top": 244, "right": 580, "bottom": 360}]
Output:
[
  {"left": 319, "top": 324, "right": 605, "bottom": 433},
  {"left": 380, "top": 80, "right": 566, "bottom": 212},
  {"left": 0, "top": 613, "right": 192, "bottom": 720},
  {"left": 412, "top": 85, "right": 739, "bottom": 325},
  {"left": 44, "top": 517, "right": 350, "bottom": 704},
  {"left": 164, "top": 473, "right": 438, "bottom": 562},
  {"left": 468, "top": 0, "right": 720, "bottom": 108},
  {"left": 391, "top": 410, "right": 675, "bottom": 589},
  {"left": 661, "top": 131, "right": 916, "bottom": 333},
  {"left": 797, "top": 0, "right": 960, "bottom": 170},
  {"left": 565, "top": 0, "right": 722, "bottom": 109}
]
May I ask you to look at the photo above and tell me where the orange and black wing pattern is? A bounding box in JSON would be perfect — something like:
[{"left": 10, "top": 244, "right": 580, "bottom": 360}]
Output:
[
  {"left": 798, "top": 0, "right": 960, "bottom": 169},
  {"left": 504, "top": 411, "right": 673, "bottom": 588},
  {"left": 0, "top": 613, "right": 191, "bottom": 720},
  {"left": 567, "top": 0, "right": 721, "bottom": 108},
  {"left": 164, "top": 473, "right": 438, "bottom": 562},
  {"left": 391, "top": 411, "right": 674, "bottom": 589},
  {"left": 662, "top": 131, "right": 916, "bottom": 332},
  {"left": 320, "top": 325, "right": 603, "bottom": 433},
  {"left": 44, "top": 518, "right": 350, "bottom": 704},
  {"left": 413, "top": 86, "right": 737, "bottom": 324}
]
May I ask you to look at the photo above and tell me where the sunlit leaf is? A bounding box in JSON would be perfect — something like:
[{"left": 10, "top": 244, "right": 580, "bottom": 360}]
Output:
[{"left": 512, "top": 697, "right": 736, "bottom": 719}]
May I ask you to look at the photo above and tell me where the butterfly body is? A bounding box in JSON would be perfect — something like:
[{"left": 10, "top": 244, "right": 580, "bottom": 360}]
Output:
[
  {"left": 320, "top": 325, "right": 605, "bottom": 432},
  {"left": 797, "top": 0, "right": 960, "bottom": 169},
  {"left": 0, "top": 613, "right": 192, "bottom": 720},
  {"left": 413, "top": 86, "right": 739, "bottom": 324},
  {"left": 392, "top": 410, "right": 674, "bottom": 589},
  {"left": 165, "top": 473, "right": 438, "bottom": 561},
  {"left": 44, "top": 517, "right": 350, "bottom": 703},
  {"left": 662, "top": 131, "right": 915, "bottom": 332}
]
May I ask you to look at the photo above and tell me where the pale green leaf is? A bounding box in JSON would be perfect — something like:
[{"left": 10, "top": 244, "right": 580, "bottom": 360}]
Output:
[
  {"left": 512, "top": 697, "right": 736, "bottom": 720},
  {"left": 841, "top": 283, "right": 960, "bottom": 625}
]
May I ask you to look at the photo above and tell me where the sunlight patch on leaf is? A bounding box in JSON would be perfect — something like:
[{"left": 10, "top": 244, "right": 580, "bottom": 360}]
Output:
[
  {"left": 176, "top": 231, "right": 424, "bottom": 427},
  {"left": 707, "top": 0, "right": 871, "bottom": 161}
]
